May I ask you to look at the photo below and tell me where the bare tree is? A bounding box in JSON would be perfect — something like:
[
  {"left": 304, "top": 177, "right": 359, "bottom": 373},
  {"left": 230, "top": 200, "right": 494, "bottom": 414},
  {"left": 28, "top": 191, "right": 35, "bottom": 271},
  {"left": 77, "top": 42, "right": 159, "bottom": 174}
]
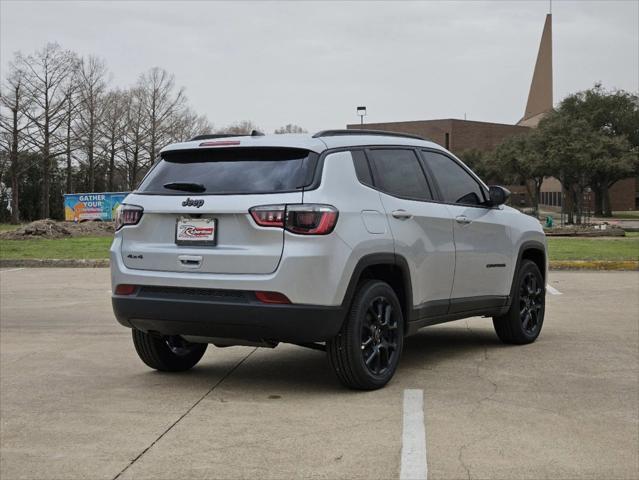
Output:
[
  {"left": 274, "top": 124, "right": 307, "bottom": 134},
  {"left": 169, "top": 107, "right": 212, "bottom": 143},
  {"left": 99, "top": 89, "right": 127, "bottom": 191},
  {"left": 0, "top": 60, "right": 33, "bottom": 223},
  {"left": 61, "top": 77, "right": 81, "bottom": 194},
  {"left": 17, "top": 43, "right": 79, "bottom": 218},
  {"left": 121, "top": 87, "right": 149, "bottom": 190},
  {"left": 76, "top": 55, "right": 108, "bottom": 191},
  {"left": 218, "top": 120, "right": 261, "bottom": 135},
  {"left": 137, "top": 68, "right": 186, "bottom": 162}
]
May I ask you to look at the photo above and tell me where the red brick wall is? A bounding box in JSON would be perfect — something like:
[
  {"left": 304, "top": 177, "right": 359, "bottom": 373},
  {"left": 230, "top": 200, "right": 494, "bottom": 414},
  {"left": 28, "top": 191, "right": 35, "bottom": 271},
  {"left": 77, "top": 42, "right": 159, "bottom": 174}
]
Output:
[
  {"left": 347, "top": 120, "right": 454, "bottom": 149},
  {"left": 346, "top": 119, "right": 529, "bottom": 154},
  {"left": 608, "top": 177, "right": 637, "bottom": 211},
  {"left": 448, "top": 120, "right": 530, "bottom": 153},
  {"left": 539, "top": 177, "right": 637, "bottom": 212}
]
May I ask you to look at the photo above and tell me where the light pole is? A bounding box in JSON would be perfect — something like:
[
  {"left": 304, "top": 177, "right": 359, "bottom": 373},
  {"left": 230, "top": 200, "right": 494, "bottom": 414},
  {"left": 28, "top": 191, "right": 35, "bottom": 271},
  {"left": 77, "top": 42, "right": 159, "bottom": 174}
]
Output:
[{"left": 357, "top": 106, "right": 367, "bottom": 127}]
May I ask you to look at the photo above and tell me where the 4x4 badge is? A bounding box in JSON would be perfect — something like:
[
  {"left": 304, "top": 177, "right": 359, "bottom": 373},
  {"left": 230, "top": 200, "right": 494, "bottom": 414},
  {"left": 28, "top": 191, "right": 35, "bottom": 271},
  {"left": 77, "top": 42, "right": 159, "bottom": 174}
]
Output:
[{"left": 182, "top": 198, "right": 204, "bottom": 208}]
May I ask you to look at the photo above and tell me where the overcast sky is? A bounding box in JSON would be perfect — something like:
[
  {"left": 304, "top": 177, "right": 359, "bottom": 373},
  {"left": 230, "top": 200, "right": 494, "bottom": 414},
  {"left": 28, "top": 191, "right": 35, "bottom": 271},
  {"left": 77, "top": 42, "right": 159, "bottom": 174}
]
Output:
[{"left": 1, "top": 0, "right": 637, "bottom": 133}]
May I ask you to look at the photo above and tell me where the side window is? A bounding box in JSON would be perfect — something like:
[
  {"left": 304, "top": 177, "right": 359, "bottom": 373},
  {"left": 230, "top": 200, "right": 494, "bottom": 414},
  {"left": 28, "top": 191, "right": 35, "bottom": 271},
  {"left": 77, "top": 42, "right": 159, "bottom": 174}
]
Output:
[
  {"left": 368, "top": 149, "right": 432, "bottom": 200},
  {"left": 422, "top": 151, "right": 485, "bottom": 205},
  {"left": 352, "top": 150, "right": 373, "bottom": 186}
]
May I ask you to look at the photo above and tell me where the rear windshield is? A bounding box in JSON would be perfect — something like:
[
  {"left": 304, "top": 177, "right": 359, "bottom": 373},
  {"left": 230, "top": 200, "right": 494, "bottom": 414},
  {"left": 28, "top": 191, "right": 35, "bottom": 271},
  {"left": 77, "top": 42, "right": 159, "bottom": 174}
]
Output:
[{"left": 137, "top": 147, "right": 317, "bottom": 195}]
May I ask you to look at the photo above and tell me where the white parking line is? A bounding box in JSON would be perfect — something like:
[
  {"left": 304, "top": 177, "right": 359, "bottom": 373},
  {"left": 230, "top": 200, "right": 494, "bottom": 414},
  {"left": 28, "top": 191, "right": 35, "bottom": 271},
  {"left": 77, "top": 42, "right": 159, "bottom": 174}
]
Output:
[
  {"left": 546, "top": 284, "right": 563, "bottom": 295},
  {"left": 400, "top": 389, "right": 427, "bottom": 480},
  {"left": 0, "top": 268, "right": 25, "bottom": 273}
]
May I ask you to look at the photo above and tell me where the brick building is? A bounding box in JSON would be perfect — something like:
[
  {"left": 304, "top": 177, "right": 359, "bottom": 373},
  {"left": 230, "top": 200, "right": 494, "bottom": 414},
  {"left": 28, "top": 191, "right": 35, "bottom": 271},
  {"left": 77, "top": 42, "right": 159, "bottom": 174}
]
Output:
[
  {"left": 346, "top": 119, "right": 529, "bottom": 154},
  {"left": 346, "top": 13, "right": 638, "bottom": 212}
]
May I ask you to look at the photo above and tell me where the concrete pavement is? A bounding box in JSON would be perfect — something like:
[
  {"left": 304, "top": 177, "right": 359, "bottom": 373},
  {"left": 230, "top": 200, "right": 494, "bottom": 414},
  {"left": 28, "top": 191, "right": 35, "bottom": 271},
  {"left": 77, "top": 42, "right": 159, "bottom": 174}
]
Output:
[{"left": 1, "top": 269, "right": 637, "bottom": 479}]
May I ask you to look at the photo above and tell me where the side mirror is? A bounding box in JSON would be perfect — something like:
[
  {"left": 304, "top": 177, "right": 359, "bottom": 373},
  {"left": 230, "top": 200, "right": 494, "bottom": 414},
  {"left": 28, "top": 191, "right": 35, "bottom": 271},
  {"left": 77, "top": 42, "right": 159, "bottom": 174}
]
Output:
[{"left": 488, "top": 185, "right": 510, "bottom": 207}]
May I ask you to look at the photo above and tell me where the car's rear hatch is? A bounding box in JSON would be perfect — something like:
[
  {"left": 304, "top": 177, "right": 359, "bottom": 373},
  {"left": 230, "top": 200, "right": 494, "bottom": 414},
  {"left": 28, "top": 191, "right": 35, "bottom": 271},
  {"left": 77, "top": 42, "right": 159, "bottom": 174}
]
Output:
[{"left": 119, "top": 146, "right": 318, "bottom": 275}]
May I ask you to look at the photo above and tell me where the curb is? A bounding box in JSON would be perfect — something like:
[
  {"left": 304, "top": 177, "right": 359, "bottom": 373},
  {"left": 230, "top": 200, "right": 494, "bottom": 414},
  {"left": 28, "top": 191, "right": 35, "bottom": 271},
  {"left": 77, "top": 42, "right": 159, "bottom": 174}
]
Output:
[
  {"left": 2, "top": 259, "right": 637, "bottom": 271},
  {"left": 549, "top": 260, "right": 639, "bottom": 271},
  {"left": 0, "top": 259, "right": 109, "bottom": 268}
]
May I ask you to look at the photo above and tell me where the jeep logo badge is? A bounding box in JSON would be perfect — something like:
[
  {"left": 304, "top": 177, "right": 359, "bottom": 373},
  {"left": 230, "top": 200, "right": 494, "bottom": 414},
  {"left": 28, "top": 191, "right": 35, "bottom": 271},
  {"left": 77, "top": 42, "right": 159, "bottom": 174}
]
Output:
[{"left": 182, "top": 198, "right": 204, "bottom": 208}]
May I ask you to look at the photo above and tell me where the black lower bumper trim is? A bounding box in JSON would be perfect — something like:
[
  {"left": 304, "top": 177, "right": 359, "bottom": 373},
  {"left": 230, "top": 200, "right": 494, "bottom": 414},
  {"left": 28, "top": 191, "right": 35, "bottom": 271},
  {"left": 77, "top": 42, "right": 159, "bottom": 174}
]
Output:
[{"left": 112, "top": 294, "right": 345, "bottom": 343}]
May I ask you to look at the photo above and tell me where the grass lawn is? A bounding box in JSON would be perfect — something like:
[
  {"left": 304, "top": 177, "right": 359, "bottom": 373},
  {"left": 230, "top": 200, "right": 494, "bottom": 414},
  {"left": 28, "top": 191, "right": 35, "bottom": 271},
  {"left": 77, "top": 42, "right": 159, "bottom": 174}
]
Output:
[
  {"left": 0, "top": 223, "right": 20, "bottom": 232},
  {"left": 1, "top": 233, "right": 638, "bottom": 262},
  {"left": 0, "top": 236, "right": 112, "bottom": 260},
  {"left": 547, "top": 233, "right": 639, "bottom": 261}
]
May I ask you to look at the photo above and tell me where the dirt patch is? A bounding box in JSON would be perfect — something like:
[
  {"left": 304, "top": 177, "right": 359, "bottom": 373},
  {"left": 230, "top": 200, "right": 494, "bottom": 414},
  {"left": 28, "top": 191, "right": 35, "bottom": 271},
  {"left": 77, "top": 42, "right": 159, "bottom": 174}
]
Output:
[
  {"left": 549, "top": 260, "right": 639, "bottom": 271},
  {"left": 0, "top": 259, "right": 110, "bottom": 268},
  {"left": 544, "top": 225, "right": 626, "bottom": 237},
  {"left": 0, "top": 219, "right": 114, "bottom": 240}
]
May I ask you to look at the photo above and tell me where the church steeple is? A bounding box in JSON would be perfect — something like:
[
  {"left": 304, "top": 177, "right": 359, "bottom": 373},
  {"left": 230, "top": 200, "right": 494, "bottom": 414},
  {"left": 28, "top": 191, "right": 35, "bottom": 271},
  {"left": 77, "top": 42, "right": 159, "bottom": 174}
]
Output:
[{"left": 518, "top": 14, "right": 553, "bottom": 127}]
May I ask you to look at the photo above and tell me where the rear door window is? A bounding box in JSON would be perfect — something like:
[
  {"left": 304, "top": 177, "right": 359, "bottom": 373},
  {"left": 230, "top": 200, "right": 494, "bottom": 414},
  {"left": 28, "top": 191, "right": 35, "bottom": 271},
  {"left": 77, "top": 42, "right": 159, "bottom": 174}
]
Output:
[
  {"left": 137, "top": 147, "right": 316, "bottom": 195},
  {"left": 368, "top": 149, "right": 432, "bottom": 201}
]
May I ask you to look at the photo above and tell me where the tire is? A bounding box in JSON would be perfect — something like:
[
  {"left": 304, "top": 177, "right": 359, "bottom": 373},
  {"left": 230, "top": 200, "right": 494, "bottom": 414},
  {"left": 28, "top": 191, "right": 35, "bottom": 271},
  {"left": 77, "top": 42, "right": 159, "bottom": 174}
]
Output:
[
  {"left": 132, "top": 329, "right": 207, "bottom": 372},
  {"left": 493, "top": 259, "right": 545, "bottom": 345},
  {"left": 327, "top": 280, "right": 404, "bottom": 390}
]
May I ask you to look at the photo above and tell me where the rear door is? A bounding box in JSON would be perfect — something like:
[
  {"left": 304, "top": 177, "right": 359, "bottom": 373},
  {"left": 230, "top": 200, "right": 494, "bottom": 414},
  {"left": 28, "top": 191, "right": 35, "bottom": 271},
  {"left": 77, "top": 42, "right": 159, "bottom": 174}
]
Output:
[
  {"left": 119, "top": 147, "right": 313, "bottom": 275},
  {"left": 365, "top": 148, "right": 456, "bottom": 311},
  {"left": 420, "top": 150, "right": 513, "bottom": 303}
]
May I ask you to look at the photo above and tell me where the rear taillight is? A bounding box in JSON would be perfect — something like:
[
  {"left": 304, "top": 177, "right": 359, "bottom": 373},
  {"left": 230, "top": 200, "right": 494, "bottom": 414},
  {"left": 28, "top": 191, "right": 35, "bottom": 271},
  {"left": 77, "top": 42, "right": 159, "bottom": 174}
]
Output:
[
  {"left": 115, "top": 205, "right": 143, "bottom": 231},
  {"left": 286, "top": 204, "right": 339, "bottom": 235},
  {"left": 249, "top": 205, "right": 286, "bottom": 228},
  {"left": 249, "top": 204, "right": 338, "bottom": 235}
]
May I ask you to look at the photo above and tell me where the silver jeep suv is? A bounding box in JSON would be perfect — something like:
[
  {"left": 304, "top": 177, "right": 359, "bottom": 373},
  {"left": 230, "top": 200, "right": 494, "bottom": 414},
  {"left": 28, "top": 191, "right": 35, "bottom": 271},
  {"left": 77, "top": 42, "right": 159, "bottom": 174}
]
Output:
[{"left": 111, "top": 130, "right": 547, "bottom": 390}]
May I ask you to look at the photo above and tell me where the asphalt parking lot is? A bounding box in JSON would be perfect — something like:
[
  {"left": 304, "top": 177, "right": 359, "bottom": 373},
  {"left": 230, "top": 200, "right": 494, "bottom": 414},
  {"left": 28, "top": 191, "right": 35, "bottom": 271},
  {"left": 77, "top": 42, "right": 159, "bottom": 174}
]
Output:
[{"left": 1, "top": 268, "right": 637, "bottom": 480}]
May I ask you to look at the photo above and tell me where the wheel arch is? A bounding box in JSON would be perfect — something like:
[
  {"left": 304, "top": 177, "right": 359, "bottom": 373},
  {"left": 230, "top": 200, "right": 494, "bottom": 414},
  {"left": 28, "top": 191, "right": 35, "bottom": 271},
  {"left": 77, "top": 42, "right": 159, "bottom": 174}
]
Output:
[
  {"left": 509, "top": 241, "right": 547, "bottom": 299},
  {"left": 340, "top": 253, "right": 413, "bottom": 333}
]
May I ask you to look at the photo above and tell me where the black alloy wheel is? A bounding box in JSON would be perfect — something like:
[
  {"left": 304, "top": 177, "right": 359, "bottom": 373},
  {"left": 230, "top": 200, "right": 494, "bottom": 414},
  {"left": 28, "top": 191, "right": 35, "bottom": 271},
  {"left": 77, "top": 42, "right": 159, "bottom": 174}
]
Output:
[
  {"left": 361, "top": 296, "right": 400, "bottom": 376},
  {"left": 327, "top": 280, "right": 404, "bottom": 390},
  {"left": 493, "top": 259, "right": 545, "bottom": 345},
  {"left": 519, "top": 271, "right": 543, "bottom": 336}
]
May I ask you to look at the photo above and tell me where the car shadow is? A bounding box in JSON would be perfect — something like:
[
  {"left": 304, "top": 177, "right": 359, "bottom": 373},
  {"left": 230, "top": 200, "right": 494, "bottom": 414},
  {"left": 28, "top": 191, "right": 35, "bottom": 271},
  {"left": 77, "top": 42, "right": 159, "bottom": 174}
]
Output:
[
  {"left": 139, "top": 323, "right": 504, "bottom": 394},
  {"left": 400, "top": 323, "right": 503, "bottom": 370}
]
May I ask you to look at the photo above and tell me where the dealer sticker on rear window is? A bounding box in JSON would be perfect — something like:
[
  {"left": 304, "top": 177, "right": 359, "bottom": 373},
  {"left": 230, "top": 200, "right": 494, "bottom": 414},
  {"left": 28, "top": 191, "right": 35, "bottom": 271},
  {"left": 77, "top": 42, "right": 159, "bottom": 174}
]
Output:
[{"left": 176, "top": 217, "right": 217, "bottom": 246}]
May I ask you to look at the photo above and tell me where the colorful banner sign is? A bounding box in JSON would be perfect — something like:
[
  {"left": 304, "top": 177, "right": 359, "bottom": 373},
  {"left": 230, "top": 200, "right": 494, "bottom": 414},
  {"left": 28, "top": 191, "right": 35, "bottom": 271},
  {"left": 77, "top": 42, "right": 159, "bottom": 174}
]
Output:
[{"left": 63, "top": 192, "right": 129, "bottom": 222}]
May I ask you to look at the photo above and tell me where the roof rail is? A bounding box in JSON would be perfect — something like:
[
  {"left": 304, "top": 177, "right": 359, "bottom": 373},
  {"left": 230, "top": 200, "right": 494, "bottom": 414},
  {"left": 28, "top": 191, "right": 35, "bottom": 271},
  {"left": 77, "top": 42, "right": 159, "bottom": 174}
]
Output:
[
  {"left": 312, "top": 129, "right": 426, "bottom": 141},
  {"left": 190, "top": 130, "right": 265, "bottom": 141}
]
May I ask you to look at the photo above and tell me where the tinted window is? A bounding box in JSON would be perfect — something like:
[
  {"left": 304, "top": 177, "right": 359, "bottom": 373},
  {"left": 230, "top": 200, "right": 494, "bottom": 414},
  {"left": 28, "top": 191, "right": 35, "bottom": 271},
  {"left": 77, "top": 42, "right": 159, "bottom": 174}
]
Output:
[
  {"left": 369, "top": 149, "right": 432, "bottom": 200},
  {"left": 352, "top": 150, "right": 373, "bottom": 186},
  {"left": 137, "top": 148, "right": 313, "bottom": 194},
  {"left": 422, "top": 151, "right": 485, "bottom": 205}
]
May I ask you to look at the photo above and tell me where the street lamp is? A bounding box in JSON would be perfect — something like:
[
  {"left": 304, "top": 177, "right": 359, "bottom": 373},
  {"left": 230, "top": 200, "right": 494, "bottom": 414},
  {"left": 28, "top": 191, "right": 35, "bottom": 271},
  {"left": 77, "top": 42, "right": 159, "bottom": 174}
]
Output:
[{"left": 357, "top": 106, "right": 367, "bottom": 126}]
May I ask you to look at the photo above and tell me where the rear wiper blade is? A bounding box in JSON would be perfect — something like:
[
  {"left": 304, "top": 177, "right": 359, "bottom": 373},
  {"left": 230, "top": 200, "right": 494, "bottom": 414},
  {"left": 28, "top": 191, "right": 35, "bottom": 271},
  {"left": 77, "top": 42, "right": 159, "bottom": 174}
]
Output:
[{"left": 163, "top": 182, "right": 206, "bottom": 193}]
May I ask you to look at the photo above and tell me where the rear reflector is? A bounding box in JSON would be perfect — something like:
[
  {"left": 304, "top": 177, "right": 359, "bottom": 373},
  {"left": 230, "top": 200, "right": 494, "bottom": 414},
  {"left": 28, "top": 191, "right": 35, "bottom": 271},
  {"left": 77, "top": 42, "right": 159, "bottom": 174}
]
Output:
[
  {"left": 114, "top": 284, "right": 137, "bottom": 296},
  {"left": 255, "top": 291, "right": 291, "bottom": 304},
  {"left": 199, "top": 140, "right": 241, "bottom": 147}
]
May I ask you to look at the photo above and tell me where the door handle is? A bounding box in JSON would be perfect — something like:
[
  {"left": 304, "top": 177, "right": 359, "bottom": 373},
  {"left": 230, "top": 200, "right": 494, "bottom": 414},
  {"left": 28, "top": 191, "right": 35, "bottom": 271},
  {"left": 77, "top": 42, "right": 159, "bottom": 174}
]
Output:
[
  {"left": 392, "top": 209, "right": 413, "bottom": 220},
  {"left": 455, "top": 215, "right": 472, "bottom": 225}
]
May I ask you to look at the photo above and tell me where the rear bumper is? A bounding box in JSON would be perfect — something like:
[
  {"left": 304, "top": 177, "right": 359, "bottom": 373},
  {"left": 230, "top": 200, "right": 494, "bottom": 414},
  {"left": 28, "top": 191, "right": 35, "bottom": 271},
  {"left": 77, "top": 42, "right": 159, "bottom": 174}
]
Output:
[{"left": 112, "top": 287, "right": 345, "bottom": 343}]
